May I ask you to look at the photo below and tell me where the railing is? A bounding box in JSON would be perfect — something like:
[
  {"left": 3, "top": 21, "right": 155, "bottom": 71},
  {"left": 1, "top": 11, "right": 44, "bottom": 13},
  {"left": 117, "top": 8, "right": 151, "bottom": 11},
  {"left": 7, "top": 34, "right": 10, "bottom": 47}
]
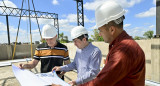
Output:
[
  {"left": 0, "top": 58, "right": 32, "bottom": 67},
  {"left": 145, "top": 80, "right": 160, "bottom": 86}
]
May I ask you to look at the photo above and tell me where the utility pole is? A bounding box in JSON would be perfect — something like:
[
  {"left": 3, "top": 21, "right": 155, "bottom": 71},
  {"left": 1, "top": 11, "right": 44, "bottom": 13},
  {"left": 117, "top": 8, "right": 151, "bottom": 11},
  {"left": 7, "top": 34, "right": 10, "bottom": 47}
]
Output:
[
  {"left": 156, "top": 0, "right": 160, "bottom": 37},
  {"left": 74, "top": 0, "right": 84, "bottom": 26},
  {"left": 6, "top": 15, "right": 10, "bottom": 45}
]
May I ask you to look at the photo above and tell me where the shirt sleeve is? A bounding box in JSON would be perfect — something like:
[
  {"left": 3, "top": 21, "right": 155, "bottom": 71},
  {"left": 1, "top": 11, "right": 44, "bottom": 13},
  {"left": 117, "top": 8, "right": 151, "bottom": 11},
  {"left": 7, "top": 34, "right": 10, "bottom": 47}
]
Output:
[
  {"left": 63, "top": 50, "right": 70, "bottom": 61},
  {"left": 33, "top": 48, "right": 40, "bottom": 60},
  {"left": 86, "top": 48, "right": 132, "bottom": 86},
  {"left": 76, "top": 49, "right": 102, "bottom": 85},
  {"left": 60, "top": 56, "right": 77, "bottom": 72}
]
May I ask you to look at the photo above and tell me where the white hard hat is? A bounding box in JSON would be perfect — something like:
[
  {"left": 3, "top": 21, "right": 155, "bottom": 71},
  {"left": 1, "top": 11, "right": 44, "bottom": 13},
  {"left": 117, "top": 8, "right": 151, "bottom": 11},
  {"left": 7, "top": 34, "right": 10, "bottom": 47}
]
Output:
[
  {"left": 71, "top": 26, "right": 88, "bottom": 40},
  {"left": 42, "top": 24, "right": 57, "bottom": 39},
  {"left": 95, "top": 1, "right": 125, "bottom": 28}
]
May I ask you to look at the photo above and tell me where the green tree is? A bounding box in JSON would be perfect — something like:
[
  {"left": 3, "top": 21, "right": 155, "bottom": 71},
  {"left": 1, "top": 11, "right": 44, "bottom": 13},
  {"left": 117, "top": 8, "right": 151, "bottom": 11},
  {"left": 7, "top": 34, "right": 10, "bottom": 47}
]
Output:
[
  {"left": 88, "top": 38, "right": 94, "bottom": 42},
  {"left": 59, "top": 33, "right": 64, "bottom": 41},
  {"left": 63, "top": 36, "right": 69, "bottom": 43},
  {"left": 40, "top": 39, "right": 46, "bottom": 43},
  {"left": 59, "top": 32, "right": 69, "bottom": 43},
  {"left": 134, "top": 36, "right": 141, "bottom": 40},
  {"left": 143, "top": 30, "right": 154, "bottom": 39},
  {"left": 91, "top": 29, "right": 104, "bottom": 41}
]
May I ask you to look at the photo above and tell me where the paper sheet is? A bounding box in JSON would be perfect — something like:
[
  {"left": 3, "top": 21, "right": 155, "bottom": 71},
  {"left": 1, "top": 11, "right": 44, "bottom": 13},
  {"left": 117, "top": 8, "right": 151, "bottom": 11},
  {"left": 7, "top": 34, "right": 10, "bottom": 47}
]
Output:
[{"left": 12, "top": 64, "right": 70, "bottom": 86}]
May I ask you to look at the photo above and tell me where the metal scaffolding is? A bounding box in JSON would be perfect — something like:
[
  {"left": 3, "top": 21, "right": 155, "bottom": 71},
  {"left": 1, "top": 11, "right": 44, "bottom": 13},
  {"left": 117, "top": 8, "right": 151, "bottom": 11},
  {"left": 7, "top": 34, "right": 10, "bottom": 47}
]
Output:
[
  {"left": 0, "top": 6, "right": 59, "bottom": 44},
  {"left": 74, "top": 0, "right": 84, "bottom": 26}
]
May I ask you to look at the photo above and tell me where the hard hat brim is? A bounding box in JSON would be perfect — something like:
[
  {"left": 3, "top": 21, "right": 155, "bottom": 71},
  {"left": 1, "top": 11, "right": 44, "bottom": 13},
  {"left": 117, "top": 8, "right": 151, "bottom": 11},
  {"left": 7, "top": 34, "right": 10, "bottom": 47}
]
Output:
[{"left": 42, "top": 36, "right": 56, "bottom": 39}]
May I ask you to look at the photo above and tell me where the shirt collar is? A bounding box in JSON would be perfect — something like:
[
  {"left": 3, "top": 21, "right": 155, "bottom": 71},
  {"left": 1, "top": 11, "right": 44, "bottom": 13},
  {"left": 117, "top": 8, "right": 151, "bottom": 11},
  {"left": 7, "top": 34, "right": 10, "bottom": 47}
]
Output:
[
  {"left": 45, "top": 41, "right": 59, "bottom": 49},
  {"left": 81, "top": 42, "right": 92, "bottom": 51},
  {"left": 109, "top": 31, "right": 129, "bottom": 50}
]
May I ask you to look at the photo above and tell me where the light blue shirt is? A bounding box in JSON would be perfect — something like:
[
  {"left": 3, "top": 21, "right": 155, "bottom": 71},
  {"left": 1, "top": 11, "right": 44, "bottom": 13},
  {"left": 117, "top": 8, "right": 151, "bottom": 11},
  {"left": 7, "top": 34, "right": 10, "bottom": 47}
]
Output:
[{"left": 60, "top": 43, "right": 102, "bottom": 85}]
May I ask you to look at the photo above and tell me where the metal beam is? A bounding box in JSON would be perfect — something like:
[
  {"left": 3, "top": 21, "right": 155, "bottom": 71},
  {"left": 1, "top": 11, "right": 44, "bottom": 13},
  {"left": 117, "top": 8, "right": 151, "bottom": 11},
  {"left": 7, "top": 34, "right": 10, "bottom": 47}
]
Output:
[
  {"left": 0, "top": 6, "right": 58, "bottom": 19},
  {"left": 156, "top": 0, "right": 160, "bottom": 37},
  {"left": 75, "top": 0, "right": 84, "bottom": 26},
  {"left": 54, "top": 14, "right": 59, "bottom": 39}
]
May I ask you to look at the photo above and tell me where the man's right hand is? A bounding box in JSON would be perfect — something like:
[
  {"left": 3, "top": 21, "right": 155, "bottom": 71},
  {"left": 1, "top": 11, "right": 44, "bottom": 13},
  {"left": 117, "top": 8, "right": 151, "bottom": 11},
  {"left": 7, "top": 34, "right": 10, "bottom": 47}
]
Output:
[
  {"left": 18, "top": 63, "right": 25, "bottom": 69},
  {"left": 52, "top": 66, "right": 61, "bottom": 72}
]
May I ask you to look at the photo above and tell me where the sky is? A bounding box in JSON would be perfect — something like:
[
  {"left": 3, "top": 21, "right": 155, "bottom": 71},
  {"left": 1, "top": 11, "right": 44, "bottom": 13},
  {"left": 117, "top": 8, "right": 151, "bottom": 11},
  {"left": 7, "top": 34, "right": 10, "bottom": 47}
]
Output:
[{"left": 0, "top": 0, "right": 156, "bottom": 43}]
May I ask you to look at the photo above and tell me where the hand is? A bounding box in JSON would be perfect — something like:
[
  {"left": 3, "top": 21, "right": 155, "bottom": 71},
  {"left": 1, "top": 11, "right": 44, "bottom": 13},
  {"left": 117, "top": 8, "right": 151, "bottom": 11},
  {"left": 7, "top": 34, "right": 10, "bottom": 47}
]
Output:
[
  {"left": 51, "top": 83, "right": 62, "bottom": 86},
  {"left": 68, "top": 81, "right": 76, "bottom": 86},
  {"left": 18, "top": 63, "right": 25, "bottom": 69},
  {"left": 57, "top": 74, "right": 63, "bottom": 78},
  {"left": 52, "top": 66, "right": 61, "bottom": 72}
]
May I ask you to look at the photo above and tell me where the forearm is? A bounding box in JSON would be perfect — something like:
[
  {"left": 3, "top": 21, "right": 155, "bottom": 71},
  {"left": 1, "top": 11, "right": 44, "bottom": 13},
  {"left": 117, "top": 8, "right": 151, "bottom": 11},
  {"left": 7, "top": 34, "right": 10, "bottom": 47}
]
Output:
[
  {"left": 22, "top": 59, "right": 39, "bottom": 69},
  {"left": 76, "top": 69, "right": 99, "bottom": 85},
  {"left": 57, "top": 60, "right": 71, "bottom": 77},
  {"left": 60, "top": 62, "right": 76, "bottom": 72},
  {"left": 22, "top": 63, "right": 35, "bottom": 69}
]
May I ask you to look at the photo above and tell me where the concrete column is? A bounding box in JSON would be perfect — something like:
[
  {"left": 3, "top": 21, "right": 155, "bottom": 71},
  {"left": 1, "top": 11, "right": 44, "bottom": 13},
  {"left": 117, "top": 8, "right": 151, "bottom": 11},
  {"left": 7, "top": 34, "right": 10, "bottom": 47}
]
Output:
[
  {"left": 6, "top": 45, "right": 12, "bottom": 60},
  {"left": 151, "top": 38, "right": 160, "bottom": 82},
  {"left": 0, "top": 45, "right": 12, "bottom": 60}
]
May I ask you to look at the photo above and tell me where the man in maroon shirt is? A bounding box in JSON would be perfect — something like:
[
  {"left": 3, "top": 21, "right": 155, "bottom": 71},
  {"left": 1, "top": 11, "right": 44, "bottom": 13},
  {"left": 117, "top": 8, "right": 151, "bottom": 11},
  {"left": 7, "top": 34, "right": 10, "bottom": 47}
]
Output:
[
  {"left": 52, "top": 1, "right": 145, "bottom": 86},
  {"left": 81, "top": 1, "right": 145, "bottom": 86}
]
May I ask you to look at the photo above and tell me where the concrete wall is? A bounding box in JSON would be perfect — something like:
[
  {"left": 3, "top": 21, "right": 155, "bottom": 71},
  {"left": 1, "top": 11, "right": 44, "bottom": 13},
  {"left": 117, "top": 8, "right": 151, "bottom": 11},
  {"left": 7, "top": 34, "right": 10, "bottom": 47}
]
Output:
[
  {"left": 0, "top": 44, "right": 37, "bottom": 60},
  {"left": 151, "top": 38, "right": 160, "bottom": 82},
  {"left": 0, "top": 39, "right": 159, "bottom": 82},
  {"left": 136, "top": 40, "right": 151, "bottom": 80},
  {"left": 12, "top": 44, "right": 37, "bottom": 59}
]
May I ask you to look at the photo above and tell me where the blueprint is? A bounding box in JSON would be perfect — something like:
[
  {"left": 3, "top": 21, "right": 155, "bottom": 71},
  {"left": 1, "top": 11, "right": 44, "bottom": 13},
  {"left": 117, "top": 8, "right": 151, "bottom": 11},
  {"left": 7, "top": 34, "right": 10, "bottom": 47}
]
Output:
[{"left": 12, "top": 64, "right": 70, "bottom": 86}]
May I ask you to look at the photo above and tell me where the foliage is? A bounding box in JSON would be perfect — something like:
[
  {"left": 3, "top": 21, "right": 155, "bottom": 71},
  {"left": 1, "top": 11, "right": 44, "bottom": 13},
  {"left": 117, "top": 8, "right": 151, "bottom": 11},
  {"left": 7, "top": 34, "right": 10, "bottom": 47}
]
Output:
[
  {"left": 134, "top": 36, "right": 141, "bottom": 40},
  {"left": 143, "top": 30, "right": 154, "bottom": 39},
  {"left": 91, "top": 29, "right": 104, "bottom": 41},
  {"left": 59, "top": 32, "right": 69, "bottom": 43},
  {"left": 40, "top": 39, "right": 46, "bottom": 43},
  {"left": 88, "top": 38, "right": 94, "bottom": 42}
]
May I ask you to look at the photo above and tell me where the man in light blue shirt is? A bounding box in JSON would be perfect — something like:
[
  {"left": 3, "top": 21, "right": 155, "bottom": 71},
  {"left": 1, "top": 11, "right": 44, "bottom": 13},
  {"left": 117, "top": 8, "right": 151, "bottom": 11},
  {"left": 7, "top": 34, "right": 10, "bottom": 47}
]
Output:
[{"left": 52, "top": 26, "right": 102, "bottom": 86}]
